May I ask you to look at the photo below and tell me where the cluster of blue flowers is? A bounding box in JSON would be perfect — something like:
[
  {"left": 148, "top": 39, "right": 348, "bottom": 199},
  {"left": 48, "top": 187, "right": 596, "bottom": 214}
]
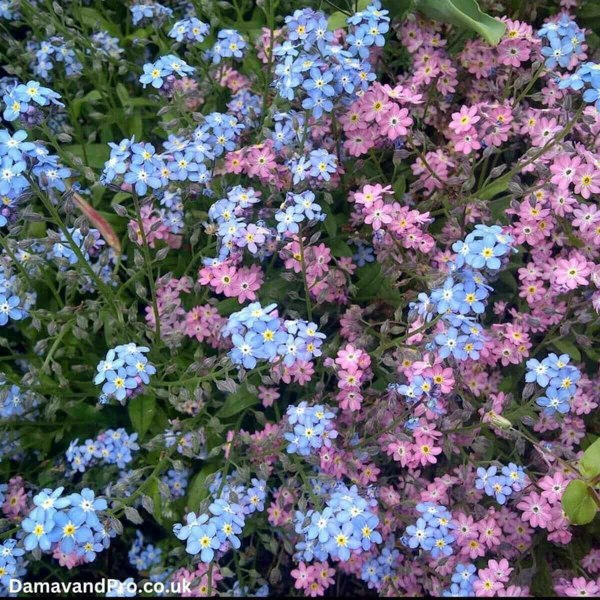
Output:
[
  {"left": 0, "top": 383, "right": 38, "bottom": 419},
  {"left": 360, "top": 544, "right": 401, "bottom": 590},
  {"left": 131, "top": 1, "right": 173, "bottom": 26},
  {"left": 208, "top": 186, "right": 271, "bottom": 261},
  {"left": 294, "top": 482, "right": 382, "bottom": 563},
  {"left": 227, "top": 90, "right": 262, "bottom": 126},
  {"left": 403, "top": 502, "right": 455, "bottom": 559},
  {"left": 29, "top": 36, "right": 83, "bottom": 81},
  {"left": 559, "top": 60, "right": 600, "bottom": 111},
  {"left": 0, "top": 2, "right": 19, "bottom": 21},
  {"left": 2, "top": 80, "right": 63, "bottom": 122},
  {"left": 207, "top": 185, "right": 325, "bottom": 263},
  {"left": 289, "top": 149, "right": 338, "bottom": 185},
  {"left": 207, "top": 29, "right": 247, "bottom": 64},
  {"left": 66, "top": 428, "right": 140, "bottom": 473},
  {"left": 0, "top": 124, "right": 71, "bottom": 226},
  {"left": 442, "top": 563, "right": 478, "bottom": 597},
  {"left": 284, "top": 402, "right": 338, "bottom": 456},
  {"left": 222, "top": 302, "right": 325, "bottom": 369},
  {"left": 526, "top": 353, "right": 580, "bottom": 415},
  {"left": 161, "top": 467, "right": 190, "bottom": 499},
  {"left": 174, "top": 474, "right": 267, "bottom": 562},
  {"left": 538, "top": 15, "right": 584, "bottom": 69},
  {"left": 101, "top": 115, "right": 243, "bottom": 195},
  {"left": 140, "top": 54, "right": 195, "bottom": 90},
  {"left": 169, "top": 17, "right": 209, "bottom": 43},
  {"left": 21, "top": 487, "right": 113, "bottom": 562},
  {"left": 94, "top": 343, "right": 155, "bottom": 404},
  {"left": 394, "top": 374, "right": 442, "bottom": 415},
  {"left": 412, "top": 225, "right": 514, "bottom": 362},
  {"left": 45, "top": 223, "right": 119, "bottom": 292},
  {"left": 0, "top": 269, "right": 33, "bottom": 328},
  {"left": 271, "top": 4, "right": 388, "bottom": 117},
  {"left": 0, "top": 539, "right": 26, "bottom": 595},
  {"left": 91, "top": 32, "right": 123, "bottom": 60},
  {"left": 475, "top": 463, "right": 527, "bottom": 505},
  {"left": 129, "top": 531, "right": 162, "bottom": 572}
]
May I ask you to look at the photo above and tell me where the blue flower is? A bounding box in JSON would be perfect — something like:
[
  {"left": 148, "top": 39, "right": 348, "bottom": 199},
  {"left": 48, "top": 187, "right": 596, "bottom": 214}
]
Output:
[
  {"left": 69, "top": 488, "right": 107, "bottom": 528},
  {"left": 525, "top": 358, "right": 551, "bottom": 387},
  {"left": 186, "top": 523, "right": 220, "bottom": 562},
  {"left": 50, "top": 508, "right": 93, "bottom": 554},
  {"left": 22, "top": 513, "right": 55, "bottom": 551},
  {"left": 101, "top": 367, "right": 137, "bottom": 402},
  {"left": 537, "top": 386, "right": 571, "bottom": 415},
  {"left": 0, "top": 294, "right": 23, "bottom": 325}
]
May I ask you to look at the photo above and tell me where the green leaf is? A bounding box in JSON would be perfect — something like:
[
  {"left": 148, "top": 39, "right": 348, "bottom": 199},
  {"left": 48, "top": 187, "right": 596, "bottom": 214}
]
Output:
[
  {"left": 187, "top": 464, "right": 218, "bottom": 510},
  {"left": 329, "top": 238, "right": 354, "bottom": 257},
  {"left": 145, "top": 477, "right": 163, "bottom": 525},
  {"left": 128, "top": 395, "right": 156, "bottom": 437},
  {"left": 415, "top": 0, "right": 506, "bottom": 46},
  {"left": 581, "top": 438, "right": 600, "bottom": 480},
  {"left": 562, "top": 480, "right": 598, "bottom": 525},
  {"left": 328, "top": 11, "right": 349, "bottom": 31},
  {"left": 78, "top": 7, "right": 120, "bottom": 37},
  {"left": 323, "top": 209, "right": 338, "bottom": 238},
  {"left": 393, "top": 176, "right": 406, "bottom": 198},
  {"left": 383, "top": 0, "right": 414, "bottom": 19},
  {"left": 64, "top": 144, "right": 109, "bottom": 169},
  {"left": 552, "top": 338, "right": 581, "bottom": 362},
  {"left": 116, "top": 83, "right": 129, "bottom": 106},
  {"left": 217, "top": 385, "right": 259, "bottom": 418}
]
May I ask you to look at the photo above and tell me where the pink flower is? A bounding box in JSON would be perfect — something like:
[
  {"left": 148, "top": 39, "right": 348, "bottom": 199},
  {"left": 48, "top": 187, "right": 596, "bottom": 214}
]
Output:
[
  {"left": 517, "top": 492, "right": 552, "bottom": 528},
  {"left": 449, "top": 105, "right": 480, "bottom": 134},
  {"left": 574, "top": 162, "right": 600, "bottom": 199},
  {"left": 563, "top": 577, "right": 599, "bottom": 597},
  {"left": 553, "top": 256, "right": 591, "bottom": 290}
]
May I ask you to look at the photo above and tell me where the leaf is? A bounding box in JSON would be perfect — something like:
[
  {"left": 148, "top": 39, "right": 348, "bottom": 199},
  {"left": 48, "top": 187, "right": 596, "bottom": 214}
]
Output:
[
  {"left": 323, "top": 206, "right": 338, "bottom": 238},
  {"left": 383, "top": 0, "right": 414, "bottom": 19},
  {"left": 415, "top": 0, "right": 506, "bottom": 46},
  {"left": 580, "top": 438, "right": 600, "bottom": 480},
  {"left": 128, "top": 395, "right": 156, "bottom": 437},
  {"left": 552, "top": 338, "right": 581, "bottom": 363},
  {"left": 65, "top": 143, "right": 109, "bottom": 169},
  {"left": 71, "top": 191, "right": 122, "bottom": 253},
  {"left": 187, "top": 464, "right": 218, "bottom": 510},
  {"left": 562, "top": 480, "right": 598, "bottom": 525},
  {"left": 217, "top": 385, "right": 259, "bottom": 418},
  {"left": 327, "top": 11, "right": 349, "bottom": 31},
  {"left": 124, "top": 506, "right": 144, "bottom": 525},
  {"left": 78, "top": 7, "right": 120, "bottom": 37},
  {"left": 328, "top": 238, "right": 353, "bottom": 257},
  {"left": 393, "top": 176, "right": 406, "bottom": 198}
]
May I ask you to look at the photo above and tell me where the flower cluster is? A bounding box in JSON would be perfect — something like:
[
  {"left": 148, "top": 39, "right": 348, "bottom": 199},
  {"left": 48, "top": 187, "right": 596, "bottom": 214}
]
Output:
[
  {"left": 94, "top": 343, "right": 155, "bottom": 404},
  {"left": 66, "top": 428, "right": 140, "bottom": 472},
  {"left": 129, "top": 531, "right": 162, "bottom": 572},
  {"left": 21, "top": 487, "right": 111, "bottom": 562},
  {"left": 2, "top": 80, "right": 62, "bottom": 122},
  {"left": 168, "top": 18, "right": 209, "bottom": 43},
  {"left": 222, "top": 302, "right": 324, "bottom": 369},
  {"left": 294, "top": 483, "right": 382, "bottom": 564},
  {"left": 526, "top": 353, "right": 581, "bottom": 415},
  {"left": 140, "top": 54, "right": 195, "bottom": 90},
  {"left": 174, "top": 474, "right": 267, "bottom": 562},
  {"left": 284, "top": 402, "right": 338, "bottom": 456},
  {"left": 475, "top": 463, "right": 527, "bottom": 504},
  {"left": 404, "top": 502, "right": 455, "bottom": 559},
  {"left": 131, "top": 1, "right": 173, "bottom": 26},
  {"left": 539, "top": 15, "right": 585, "bottom": 69},
  {"left": 0, "top": 0, "right": 599, "bottom": 596},
  {"left": 207, "top": 29, "right": 247, "bottom": 64}
]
